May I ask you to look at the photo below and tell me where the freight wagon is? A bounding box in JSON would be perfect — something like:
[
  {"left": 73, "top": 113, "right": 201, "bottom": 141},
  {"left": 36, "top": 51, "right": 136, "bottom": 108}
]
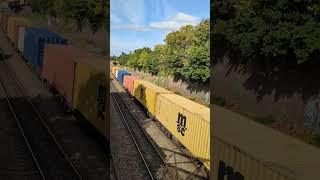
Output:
[
  {"left": 1, "top": 15, "right": 109, "bottom": 140},
  {"left": 43, "top": 44, "right": 109, "bottom": 139},
  {"left": 112, "top": 68, "right": 211, "bottom": 171}
]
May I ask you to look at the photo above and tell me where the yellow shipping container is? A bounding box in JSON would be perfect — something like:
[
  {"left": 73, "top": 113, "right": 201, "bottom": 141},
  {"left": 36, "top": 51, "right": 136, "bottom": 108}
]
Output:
[
  {"left": 213, "top": 137, "right": 294, "bottom": 180},
  {"left": 7, "top": 16, "right": 30, "bottom": 45},
  {"left": 133, "top": 80, "right": 172, "bottom": 115},
  {"left": 73, "top": 57, "right": 109, "bottom": 139},
  {"left": 213, "top": 104, "right": 320, "bottom": 180},
  {"left": 155, "top": 93, "right": 210, "bottom": 170},
  {"left": 112, "top": 66, "right": 119, "bottom": 75}
]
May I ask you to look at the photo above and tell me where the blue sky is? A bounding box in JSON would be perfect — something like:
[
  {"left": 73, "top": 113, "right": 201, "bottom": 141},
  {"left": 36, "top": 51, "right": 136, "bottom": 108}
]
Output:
[{"left": 110, "top": 0, "right": 210, "bottom": 56}]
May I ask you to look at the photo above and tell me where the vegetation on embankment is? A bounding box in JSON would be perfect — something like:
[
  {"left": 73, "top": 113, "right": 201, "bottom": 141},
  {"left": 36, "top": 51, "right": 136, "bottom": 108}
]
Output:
[
  {"left": 112, "top": 19, "right": 210, "bottom": 84},
  {"left": 214, "top": 0, "right": 320, "bottom": 65}
]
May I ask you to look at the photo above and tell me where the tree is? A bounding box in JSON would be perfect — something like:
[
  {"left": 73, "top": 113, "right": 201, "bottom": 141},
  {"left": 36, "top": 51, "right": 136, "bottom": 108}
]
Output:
[{"left": 215, "top": 0, "right": 320, "bottom": 65}]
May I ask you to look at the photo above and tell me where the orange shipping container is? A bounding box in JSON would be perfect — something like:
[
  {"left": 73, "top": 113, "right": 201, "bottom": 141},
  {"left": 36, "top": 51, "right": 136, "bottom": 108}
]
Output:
[
  {"left": 123, "top": 75, "right": 138, "bottom": 95},
  {"left": 2, "top": 14, "right": 8, "bottom": 33},
  {"left": 42, "top": 44, "right": 91, "bottom": 106}
]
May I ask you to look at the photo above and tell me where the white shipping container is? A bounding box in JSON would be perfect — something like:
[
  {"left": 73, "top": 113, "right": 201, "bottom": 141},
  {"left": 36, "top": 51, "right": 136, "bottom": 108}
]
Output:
[{"left": 18, "top": 26, "right": 25, "bottom": 53}]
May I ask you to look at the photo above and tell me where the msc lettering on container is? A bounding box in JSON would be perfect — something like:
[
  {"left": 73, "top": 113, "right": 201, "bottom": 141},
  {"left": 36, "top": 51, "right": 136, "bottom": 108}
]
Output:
[{"left": 177, "top": 112, "right": 187, "bottom": 136}]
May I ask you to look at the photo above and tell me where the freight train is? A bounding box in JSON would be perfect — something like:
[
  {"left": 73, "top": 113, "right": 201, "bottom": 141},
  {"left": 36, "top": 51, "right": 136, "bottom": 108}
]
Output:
[
  {"left": 111, "top": 66, "right": 211, "bottom": 171},
  {"left": 0, "top": 14, "right": 108, "bottom": 140}
]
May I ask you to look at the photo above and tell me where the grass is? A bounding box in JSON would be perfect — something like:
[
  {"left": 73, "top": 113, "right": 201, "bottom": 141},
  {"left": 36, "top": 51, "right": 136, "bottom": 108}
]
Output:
[
  {"left": 253, "top": 115, "right": 276, "bottom": 125},
  {"left": 212, "top": 97, "right": 226, "bottom": 106}
]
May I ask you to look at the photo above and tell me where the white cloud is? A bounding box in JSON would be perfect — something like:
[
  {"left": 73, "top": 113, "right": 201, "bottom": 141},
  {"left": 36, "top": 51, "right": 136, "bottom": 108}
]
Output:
[
  {"left": 149, "top": 12, "right": 199, "bottom": 31},
  {"left": 149, "top": 21, "right": 193, "bottom": 31},
  {"left": 111, "top": 23, "right": 149, "bottom": 32},
  {"left": 171, "top": 12, "right": 198, "bottom": 22}
]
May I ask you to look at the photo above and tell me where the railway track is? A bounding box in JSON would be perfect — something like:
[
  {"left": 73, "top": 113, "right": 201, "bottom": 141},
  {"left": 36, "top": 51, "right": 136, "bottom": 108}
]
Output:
[
  {"left": 0, "top": 54, "right": 82, "bottom": 180},
  {"left": 110, "top": 84, "right": 176, "bottom": 180}
]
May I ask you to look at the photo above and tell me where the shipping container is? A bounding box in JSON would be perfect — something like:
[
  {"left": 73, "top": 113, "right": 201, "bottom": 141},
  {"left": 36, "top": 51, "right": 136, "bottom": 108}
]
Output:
[
  {"left": 116, "top": 70, "right": 130, "bottom": 85},
  {"left": 115, "top": 69, "right": 119, "bottom": 79},
  {"left": 23, "top": 27, "right": 68, "bottom": 69},
  {"left": 123, "top": 75, "right": 138, "bottom": 95},
  {"left": 73, "top": 57, "right": 108, "bottom": 139},
  {"left": 155, "top": 93, "right": 210, "bottom": 170},
  {"left": 42, "top": 44, "right": 91, "bottom": 106},
  {"left": 17, "top": 26, "right": 25, "bottom": 52},
  {"left": 133, "top": 80, "right": 172, "bottom": 115},
  {"left": 112, "top": 66, "right": 119, "bottom": 75},
  {"left": 2, "top": 14, "right": 8, "bottom": 33},
  {"left": 213, "top": 105, "right": 320, "bottom": 180},
  {"left": 7, "top": 16, "right": 30, "bottom": 45}
]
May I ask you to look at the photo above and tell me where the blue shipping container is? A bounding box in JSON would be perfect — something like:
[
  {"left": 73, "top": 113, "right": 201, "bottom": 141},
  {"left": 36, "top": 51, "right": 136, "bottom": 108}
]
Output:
[
  {"left": 117, "top": 70, "right": 130, "bottom": 85},
  {"left": 23, "top": 27, "right": 68, "bottom": 68}
]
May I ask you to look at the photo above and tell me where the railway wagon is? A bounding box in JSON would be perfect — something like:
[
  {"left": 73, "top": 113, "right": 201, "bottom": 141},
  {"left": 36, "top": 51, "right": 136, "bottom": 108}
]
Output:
[
  {"left": 23, "top": 27, "right": 68, "bottom": 69},
  {"left": 155, "top": 93, "right": 210, "bottom": 170},
  {"left": 112, "top": 66, "right": 119, "bottom": 75},
  {"left": 7, "top": 16, "right": 30, "bottom": 46},
  {"left": 72, "top": 57, "right": 108, "bottom": 139},
  {"left": 213, "top": 105, "right": 320, "bottom": 180},
  {"left": 133, "top": 80, "right": 172, "bottom": 115},
  {"left": 116, "top": 69, "right": 130, "bottom": 85},
  {"left": 123, "top": 75, "right": 138, "bottom": 95},
  {"left": 42, "top": 44, "right": 91, "bottom": 107}
]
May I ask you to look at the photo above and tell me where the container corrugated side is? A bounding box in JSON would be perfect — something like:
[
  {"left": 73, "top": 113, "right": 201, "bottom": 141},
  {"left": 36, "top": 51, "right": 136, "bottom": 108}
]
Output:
[
  {"left": 18, "top": 26, "right": 25, "bottom": 52},
  {"left": 115, "top": 69, "right": 119, "bottom": 79},
  {"left": 73, "top": 58, "right": 108, "bottom": 139},
  {"left": 2, "top": 15, "right": 8, "bottom": 33},
  {"left": 23, "top": 28, "right": 68, "bottom": 69},
  {"left": 213, "top": 137, "right": 295, "bottom": 180},
  {"left": 124, "top": 75, "right": 138, "bottom": 95},
  {"left": 112, "top": 66, "right": 119, "bottom": 75},
  {"left": 155, "top": 93, "right": 210, "bottom": 170},
  {"left": 133, "top": 80, "right": 172, "bottom": 115},
  {"left": 213, "top": 104, "right": 320, "bottom": 180},
  {"left": 117, "top": 70, "right": 130, "bottom": 85},
  {"left": 42, "top": 44, "right": 91, "bottom": 106}
]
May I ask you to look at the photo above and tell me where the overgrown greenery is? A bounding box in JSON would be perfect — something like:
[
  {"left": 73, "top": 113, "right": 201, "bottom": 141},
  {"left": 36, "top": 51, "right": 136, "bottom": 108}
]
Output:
[
  {"left": 28, "top": 0, "right": 107, "bottom": 33},
  {"left": 215, "top": 0, "right": 320, "bottom": 65},
  {"left": 112, "top": 19, "right": 210, "bottom": 83}
]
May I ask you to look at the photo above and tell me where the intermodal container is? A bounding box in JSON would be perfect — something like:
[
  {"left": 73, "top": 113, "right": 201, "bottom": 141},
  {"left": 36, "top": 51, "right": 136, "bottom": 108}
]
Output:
[
  {"left": 73, "top": 57, "right": 108, "bottom": 139},
  {"left": 23, "top": 27, "right": 68, "bottom": 69},
  {"left": 213, "top": 104, "right": 320, "bottom": 180},
  {"left": 112, "top": 66, "right": 119, "bottom": 75},
  {"left": 155, "top": 93, "right": 210, "bottom": 170},
  {"left": 123, "top": 75, "right": 138, "bottom": 95},
  {"left": 133, "top": 80, "right": 172, "bottom": 115},
  {"left": 42, "top": 44, "right": 91, "bottom": 106},
  {"left": 2, "top": 14, "right": 8, "bottom": 33},
  {"left": 7, "top": 16, "right": 30, "bottom": 45},
  {"left": 116, "top": 70, "right": 130, "bottom": 85},
  {"left": 17, "top": 26, "right": 25, "bottom": 52},
  {"left": 115, "top": 69, "right": 120, "bottom": 79}
]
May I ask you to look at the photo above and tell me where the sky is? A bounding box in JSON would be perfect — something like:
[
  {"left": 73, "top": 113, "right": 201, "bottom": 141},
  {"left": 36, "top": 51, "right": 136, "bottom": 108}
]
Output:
[{"left": 110, "top": 0, "right": 210, "bottom": 56}]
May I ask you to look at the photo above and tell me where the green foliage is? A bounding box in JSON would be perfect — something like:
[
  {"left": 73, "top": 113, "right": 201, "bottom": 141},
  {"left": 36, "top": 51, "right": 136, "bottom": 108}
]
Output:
[
  {"left": 213, "top": 97, "right": 226, "bottom": 106},
  {"left": 253, "top": 115, "right": 276, "bottom": 124},
  {"left": 215, "top": 0, "right": 320, "bottom": 64},
  {"left": 309, "top": 133, "right": 320, "bottom": 147},
  {"left": 29, "top": 0, "right": 107, "bottom": 33},
  {"left": 113, "top": 19, "right": 210, "bottom": 83}
]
